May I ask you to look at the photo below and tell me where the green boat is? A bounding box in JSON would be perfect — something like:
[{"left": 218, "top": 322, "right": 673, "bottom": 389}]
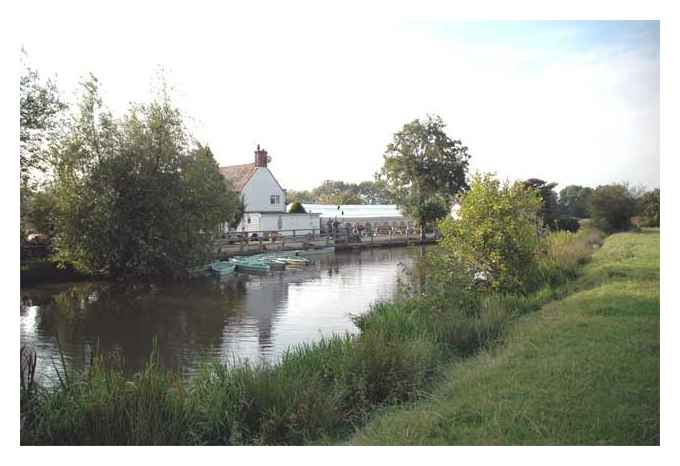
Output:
[
  {"left": 253, "top": 256, "right": 286, "bottom": 270},
  {"left": 230, "top": 257, "right": 271, "bottom": 273},
  {"left": 234, "top": 261, "right": 271, "bottom": 273},
  {"left": 209, "top": 261, "right": 236, "bottom": 276}
]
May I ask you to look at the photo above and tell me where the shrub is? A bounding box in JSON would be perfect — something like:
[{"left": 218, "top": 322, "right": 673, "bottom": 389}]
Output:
[
  {"left": 554, "top": 216, "right": 580, "bottom": 232},
  {"left": 438, "top": 173, "right": 543, "bottom": 294},
  {"left": 638, "top": 189, "right": 660, "bottom": 227},
  {"left": 537, "top": 226, "right": 604, "bottom": 286},
  {"left": 288, "top": 201, "right": 307, "bottom": 214},
  {"left": 591, "top": 184, "right": 637, "bottom": 233}
]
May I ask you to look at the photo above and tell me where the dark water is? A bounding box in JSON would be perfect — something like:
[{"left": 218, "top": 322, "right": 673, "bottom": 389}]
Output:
[{"left": 21, "top": 247, "right": 426, "bottom": 384}]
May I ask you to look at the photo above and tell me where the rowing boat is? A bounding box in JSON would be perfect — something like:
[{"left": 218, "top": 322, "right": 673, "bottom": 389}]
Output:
[{"left": 209, "top": 261, "right": 236, "bottom": 276}]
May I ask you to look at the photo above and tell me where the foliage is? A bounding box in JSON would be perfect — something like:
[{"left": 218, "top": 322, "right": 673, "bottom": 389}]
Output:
[
  {"left": 288, "top": 201, "right": 307, "bottom": 214},
  {"left": 20, "top": 51, "right": 67, "bottom": 241},
  {"left": 591, "top": 184, "right": 637, "bottom": 233},
  {"left": 286, "top": 189, "right": 314, "bottom": 204},
  {"left": 638, "top": 188, "right": 660, "bottom": 227},
  {"left": 20, "top": 52, "right": 67, "bottom": 189},
  {"left": 23, "top": 184, "right": 59, "bottom": 236},
  {"left": 49, "top": 76, "right": 240, "bottom": 277},
  {"left": 524, "top": 178, "right": 560, "bottom": 228},
  {"left": 379, "top": 115, "right": 470, "bottom": 237},
  {"left": 558, "top": 185, "right": 593, "bottom": 218},
  {"left": 356, "top": 179, "right": 393, "bottom": 204},
  {"left": 438, "top": 173, "right": 543, "bottom": 294},
  {"left": 553, "top": 216, "right": 580, "bottom": 232},
  {"left": 536, "top": 225, "right": 604, "bottom": 286},
  {"left": 414, "top": 197, "right": 450, "bottom": 229},
  {"left": 287, "top": 180, "right": 394, "bottom": 205}
]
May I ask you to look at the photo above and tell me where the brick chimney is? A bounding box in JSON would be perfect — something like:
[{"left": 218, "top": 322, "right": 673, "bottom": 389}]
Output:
[{"left": 254, "top": 144, "right": 268, "bottom": 168}]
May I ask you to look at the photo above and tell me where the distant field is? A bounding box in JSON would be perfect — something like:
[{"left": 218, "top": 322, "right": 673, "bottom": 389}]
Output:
[{"left": 352, "top": 229, "right": 660, "bottom": 445}]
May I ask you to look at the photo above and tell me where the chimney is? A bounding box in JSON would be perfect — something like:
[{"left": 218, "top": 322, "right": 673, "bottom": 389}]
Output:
[{"left": 254, "top": 144, "right": 268, "bottom": 168}]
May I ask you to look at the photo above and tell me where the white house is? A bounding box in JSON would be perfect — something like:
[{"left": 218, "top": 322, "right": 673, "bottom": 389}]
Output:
[{"left": 219, "top": 145, "right": 321, "bottom": 236}]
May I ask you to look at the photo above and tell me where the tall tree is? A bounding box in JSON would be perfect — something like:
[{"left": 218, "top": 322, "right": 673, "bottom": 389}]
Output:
[
  {"left": 524, "top": 178, "right": 559, "bottom": 229},
  {"left": 20, "top": 54, "right": 67, "bottom": 188},
  {"left": 379, "top": 115, "right": 470, "bottom": 238},
  {"left": 50, "top": 76, "right": 239, "bottom": 277},
  {"left": 558, "top": 185, "right": 593, "bottom": 218},
  {"left": 20, "top": 52, "right": 67, "bottom": 240}
]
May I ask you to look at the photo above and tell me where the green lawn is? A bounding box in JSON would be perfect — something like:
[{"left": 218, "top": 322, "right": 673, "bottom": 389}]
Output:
[{"left": 351, "top": 230, "right": 660, "bottom": 445}]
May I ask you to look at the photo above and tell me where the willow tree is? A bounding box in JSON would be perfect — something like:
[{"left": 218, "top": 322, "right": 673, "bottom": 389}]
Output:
[
  {"left": 379, "top": 115, "right": 470, "bottom": 238},
  {"left": 50, "top": 76, "right": 239, "bottom": 277}
]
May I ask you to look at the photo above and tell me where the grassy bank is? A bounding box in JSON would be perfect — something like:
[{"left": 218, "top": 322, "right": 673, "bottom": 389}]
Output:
[
  {"left": 351, "top": 230, "right": 659, "bottom": 445},
  {"left": 21, "top": 226, "right": 617, "bottom": 445}
]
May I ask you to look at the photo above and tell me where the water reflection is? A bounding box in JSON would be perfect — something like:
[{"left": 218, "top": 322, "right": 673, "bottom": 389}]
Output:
[{"left": 20, "top": 247, "right": 424, "bottom": 384}]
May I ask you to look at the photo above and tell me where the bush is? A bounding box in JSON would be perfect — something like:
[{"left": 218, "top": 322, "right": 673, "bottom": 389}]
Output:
[
  {"left": 288, "top": 201, "right": 307, "bottom": 214},
  {"left": 438, "top": 173, "right": 543, "bottom": 294},
  {"left": 537, "top": 226, "right": 604, "bottom": 286},
  {"left": 554, "top": 216, "right": 580, "bottom": 232},
  {"left": 591, "top": 184, "right": 637, "bottom": 233},
  {"left": 638, "top": 189, "right": 660, "bottom": 227}
]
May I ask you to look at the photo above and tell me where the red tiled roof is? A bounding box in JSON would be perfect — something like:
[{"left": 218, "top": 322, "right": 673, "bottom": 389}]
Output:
[{"left": 219, "top": 163, "right": 257, "bottom": 191}]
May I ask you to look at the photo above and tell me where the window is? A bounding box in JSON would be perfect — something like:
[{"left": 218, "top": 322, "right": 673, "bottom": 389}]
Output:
[{"left": 270, "top": 194, "right": 280, "bottom": 205}]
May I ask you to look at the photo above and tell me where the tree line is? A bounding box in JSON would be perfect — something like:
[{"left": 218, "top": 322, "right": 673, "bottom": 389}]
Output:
[
  {"left": 21, "top": 54, "right": 659, "bottom": 279},
  {"left": 287, "top": 179, "right": 394, "bottom": 205}
]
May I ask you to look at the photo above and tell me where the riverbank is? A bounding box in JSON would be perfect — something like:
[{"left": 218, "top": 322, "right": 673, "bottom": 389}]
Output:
[
  {"left": 20, "top": 259, "right": 90, "bottom": 287},
  {"left": 351, "top": 230, "right": 660, "bottom": 445},
  {"left": 21, "top": 227, "right": 649, "bottom": 445}
]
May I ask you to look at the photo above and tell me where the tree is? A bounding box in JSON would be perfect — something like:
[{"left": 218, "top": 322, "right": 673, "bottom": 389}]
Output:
[
  {"left": 379, "top": 115, "right": 470, "bottom": 238},
  {"left": 23, "top": 185, "right": 58, "bottom": 237},
  {"left": 438, "top": 173, "right": 543, "bottom": 293},
  {"left": 20, "top": 54, "right": 67, "bottom": 188},
  {"left": 20, "top": 52, "right": 67, "bottom": 241},
  {"left": 50, "top": 76, "right": 240, "bottom": 277},
  {"left": 638, "top": 188, "right": 660, "bottom": 227},
  {"left": 524, "top": 178, "right": 559, "bottom": 228},
  {"left": 415, "top": 198, "right": 450, "bottom": 233},
  {"left": 590, "top": 184, "right": 637, "bottom": 233},
  {"left": 356, "top": 179, "right": 394, "bottom": 204},
  {"left": 286, "top": 189, "right": 314, "bottom": 204},
  {"left": 558, "top": 185, "right": 593, "bottom": 218},
  {"left": 312, "top": 180, "right": 362, "bottom": 205},
  {"left": 288, "top": 201, "right": 307, "bottom": 214}
]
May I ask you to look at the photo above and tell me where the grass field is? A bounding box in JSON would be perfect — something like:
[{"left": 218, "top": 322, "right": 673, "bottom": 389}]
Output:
[{"left": 351, "top": 230, "right": 660, "bottom": 445}]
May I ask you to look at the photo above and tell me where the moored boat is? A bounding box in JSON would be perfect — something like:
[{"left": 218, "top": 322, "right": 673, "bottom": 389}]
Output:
[
  {"left": 209, "top": 261, "right": 237, "bottom": 276},
  {"left": 279, "top": 257, "right": 311, "bottom": 266},
  {"left": 234, "top": 261, "right": 271, "bottom": 273}
]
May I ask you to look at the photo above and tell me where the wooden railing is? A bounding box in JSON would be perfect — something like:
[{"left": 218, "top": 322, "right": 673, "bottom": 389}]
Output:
[{"left": 214, "top": 226, "right": 438, "bottom": 256}]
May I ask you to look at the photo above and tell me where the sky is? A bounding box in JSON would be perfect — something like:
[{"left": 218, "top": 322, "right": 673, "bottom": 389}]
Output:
[{"left": 19, "top": 4, "right": 660, "bottom": 192}]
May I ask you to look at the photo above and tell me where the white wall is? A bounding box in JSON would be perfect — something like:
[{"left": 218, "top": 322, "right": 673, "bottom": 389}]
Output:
[
  {"left": 279, "top": 214, "right": 321, "bottom": 235},
  {"left": 241, "top": 168, "right": 286, "bottom": 213}
]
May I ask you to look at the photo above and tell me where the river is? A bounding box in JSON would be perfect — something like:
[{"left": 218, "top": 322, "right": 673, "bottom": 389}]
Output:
[{"left": 20, "top": 246, "right": 426, "bottom": 384}]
